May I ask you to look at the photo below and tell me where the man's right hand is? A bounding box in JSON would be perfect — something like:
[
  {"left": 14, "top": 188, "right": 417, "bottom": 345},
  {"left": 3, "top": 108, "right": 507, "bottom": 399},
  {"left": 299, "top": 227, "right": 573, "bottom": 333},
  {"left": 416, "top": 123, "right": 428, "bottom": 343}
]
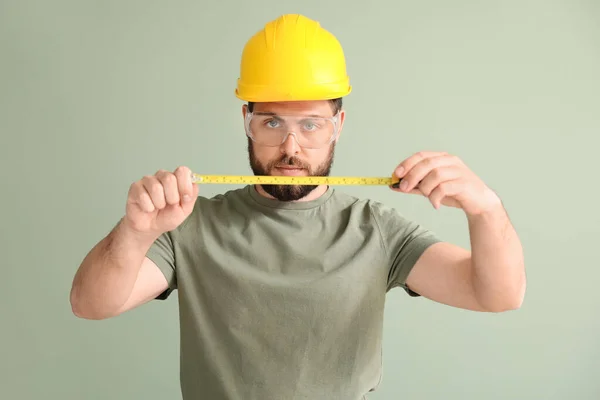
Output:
[{"left": 123, "top": 166, "right": 199, "bottom": 237}]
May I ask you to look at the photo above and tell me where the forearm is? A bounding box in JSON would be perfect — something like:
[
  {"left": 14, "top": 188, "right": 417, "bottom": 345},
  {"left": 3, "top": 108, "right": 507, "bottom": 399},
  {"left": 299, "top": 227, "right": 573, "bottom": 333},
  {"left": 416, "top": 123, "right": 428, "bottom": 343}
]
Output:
[
  {"left": 467, "top": 202, "right": 526, "bottom": 312},
  {"left": 70, "top": 218, "right": 158, "bottom": 319}
]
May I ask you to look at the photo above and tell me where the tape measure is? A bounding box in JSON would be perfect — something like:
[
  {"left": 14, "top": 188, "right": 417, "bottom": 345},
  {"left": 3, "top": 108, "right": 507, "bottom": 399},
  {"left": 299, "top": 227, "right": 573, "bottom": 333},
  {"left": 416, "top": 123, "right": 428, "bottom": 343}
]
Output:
[{"left": 191, "top": 173, "right": 401, "bottom": 187}]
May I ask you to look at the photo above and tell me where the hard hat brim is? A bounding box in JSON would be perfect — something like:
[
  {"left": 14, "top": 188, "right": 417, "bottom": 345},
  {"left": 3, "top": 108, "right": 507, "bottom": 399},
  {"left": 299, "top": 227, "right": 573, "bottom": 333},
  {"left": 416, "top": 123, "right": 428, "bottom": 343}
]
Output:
[{"left": 235, "top": 81, "right": 352, "bottom": 102}]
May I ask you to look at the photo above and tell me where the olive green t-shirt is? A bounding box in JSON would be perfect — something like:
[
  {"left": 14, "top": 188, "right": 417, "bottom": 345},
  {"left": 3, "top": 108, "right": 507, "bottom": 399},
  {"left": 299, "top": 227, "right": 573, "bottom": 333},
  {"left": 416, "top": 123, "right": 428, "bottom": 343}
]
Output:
[{"left": 146, "top": 185, "right": 440, "bottom": 400}]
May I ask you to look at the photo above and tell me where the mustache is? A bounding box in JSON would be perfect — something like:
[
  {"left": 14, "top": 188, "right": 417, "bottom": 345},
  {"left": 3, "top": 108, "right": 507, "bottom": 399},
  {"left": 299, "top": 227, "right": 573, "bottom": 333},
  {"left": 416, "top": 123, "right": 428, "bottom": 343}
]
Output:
[{"left": 272, "top": 156, "right": 309, "bottom": 169}]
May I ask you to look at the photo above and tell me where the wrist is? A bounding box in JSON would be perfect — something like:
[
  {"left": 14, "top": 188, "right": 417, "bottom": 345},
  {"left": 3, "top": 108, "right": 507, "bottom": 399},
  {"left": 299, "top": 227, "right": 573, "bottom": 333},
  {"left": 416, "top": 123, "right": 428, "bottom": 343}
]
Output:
[
  {"left": 117, "top": 217, "right": 161, "bottom": 248},
  {"left": 467, "top": 189, "right": 504, "bottom": 219}
]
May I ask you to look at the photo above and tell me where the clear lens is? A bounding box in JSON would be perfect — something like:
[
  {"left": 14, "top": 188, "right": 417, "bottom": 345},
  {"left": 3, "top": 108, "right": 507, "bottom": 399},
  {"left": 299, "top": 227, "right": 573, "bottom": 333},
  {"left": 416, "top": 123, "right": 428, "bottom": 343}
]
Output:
[{"left": 245, "top": 112, "right": 338, "bottom": 149}]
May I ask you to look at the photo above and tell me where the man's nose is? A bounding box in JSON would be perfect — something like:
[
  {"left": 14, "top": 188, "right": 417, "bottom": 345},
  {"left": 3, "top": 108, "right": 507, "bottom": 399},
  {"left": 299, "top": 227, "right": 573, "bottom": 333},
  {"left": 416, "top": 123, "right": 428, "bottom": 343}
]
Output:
[{"left": 279, "top": 132, "right": 300, "bottom": 156}]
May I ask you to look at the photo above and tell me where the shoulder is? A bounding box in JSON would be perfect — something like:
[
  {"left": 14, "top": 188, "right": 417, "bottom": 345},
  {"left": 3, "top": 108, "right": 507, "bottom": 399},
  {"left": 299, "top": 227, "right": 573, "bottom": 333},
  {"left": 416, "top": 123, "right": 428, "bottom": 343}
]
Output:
[
  {"left": 340, "top": 192, "right": 436, "bottom": 246},
  {"left": 195, "top": 186, "right": 251, "bottom": 210},
  {"left": 335, "top": 190, "right": 405, "bottom": 220},
  {"left": 366, "top": 198, "right": 407, "bottom": 223},
  {"left": 328, "top": 189, "right": 413, "bottom": 227},
  {"left": 173, "top": 187, "right": 249, "bottom": 234}
]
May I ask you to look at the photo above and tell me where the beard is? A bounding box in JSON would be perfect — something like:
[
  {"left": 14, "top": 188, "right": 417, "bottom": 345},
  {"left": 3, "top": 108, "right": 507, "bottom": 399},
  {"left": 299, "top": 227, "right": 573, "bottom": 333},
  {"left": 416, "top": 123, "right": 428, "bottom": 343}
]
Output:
[{"left": 247, "top": 138, "right": 335, "bottom": 201}]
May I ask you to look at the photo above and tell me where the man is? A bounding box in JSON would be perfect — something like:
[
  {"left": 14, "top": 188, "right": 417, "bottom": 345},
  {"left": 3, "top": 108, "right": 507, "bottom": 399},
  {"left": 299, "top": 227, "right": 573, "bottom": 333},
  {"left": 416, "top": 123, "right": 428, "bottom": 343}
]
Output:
[{"left": 70, "top": 14, "right": 525, "bottom": 400}]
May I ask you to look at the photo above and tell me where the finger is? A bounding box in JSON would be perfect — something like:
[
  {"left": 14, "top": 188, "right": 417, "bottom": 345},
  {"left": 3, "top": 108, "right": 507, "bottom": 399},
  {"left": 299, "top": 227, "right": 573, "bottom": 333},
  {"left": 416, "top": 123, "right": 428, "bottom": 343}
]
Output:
[
  {"left": 417, "top": 165, "right": 463, "bottom": 196},
  {"left": 429, "top": 180, "right": 463, "bottom": 209},
  {"left": 155, "top": 170, "right": 179, "bottom": 206},
  {"left": 184, "top": 183, "right": 199, "bottom": 213},
  {"left": 390, "top": 186, "right": 424, "bottom": 195},
  {"left": 142, "top": 175, "right": 167, "bottom": 210},
  {"left": 174, "top": 166, "right": 194, "bottom": 203},
  {"left": 394, "top": 151, "right": 447, "bottom": 179},
  {"left": 398, "top": 154, "right": 456, "bottom": 192},
  {"left": 129, "top": 181, "right": 155, "bottom": 213}
]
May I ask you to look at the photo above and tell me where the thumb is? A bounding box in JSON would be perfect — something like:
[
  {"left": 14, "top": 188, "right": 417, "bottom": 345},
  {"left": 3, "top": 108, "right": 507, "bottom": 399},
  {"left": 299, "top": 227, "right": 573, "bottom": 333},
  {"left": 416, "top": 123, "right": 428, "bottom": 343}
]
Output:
[{"left": 181, "top": 183, "right": 199, "bottom": 214}]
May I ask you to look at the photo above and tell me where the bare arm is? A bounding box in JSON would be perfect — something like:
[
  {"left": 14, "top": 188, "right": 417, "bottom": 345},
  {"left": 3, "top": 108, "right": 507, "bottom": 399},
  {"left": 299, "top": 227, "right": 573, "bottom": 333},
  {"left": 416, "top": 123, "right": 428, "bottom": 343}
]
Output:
[
  {"left": 406, "top": 204, "right": 526, "bottom": 312},
  {"left": 468, "top": 203, "right": 526, "bottom": 310},
  {"left": 70, "top": 166, "right": 198, "bottom": 320},
  {"left": 393, "top": 151, "right": 526, "bottom": 312},
  {"left": 70, "top": 219, "right": 168, "bottom": 320}
]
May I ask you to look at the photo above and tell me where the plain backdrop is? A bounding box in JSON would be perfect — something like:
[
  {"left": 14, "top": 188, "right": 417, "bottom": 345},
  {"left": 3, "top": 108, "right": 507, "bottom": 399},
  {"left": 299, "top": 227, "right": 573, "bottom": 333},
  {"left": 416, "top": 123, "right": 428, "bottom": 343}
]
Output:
[{"left": 1, "top": 0, "right": 599, "bottom": 399}]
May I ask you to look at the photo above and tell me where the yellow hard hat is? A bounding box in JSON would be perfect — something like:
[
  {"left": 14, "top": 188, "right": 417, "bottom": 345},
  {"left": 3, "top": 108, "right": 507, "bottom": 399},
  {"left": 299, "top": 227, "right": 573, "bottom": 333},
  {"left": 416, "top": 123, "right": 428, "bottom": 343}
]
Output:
[{"left": 235, "top": 14, "right": 352, "bottom": 102}]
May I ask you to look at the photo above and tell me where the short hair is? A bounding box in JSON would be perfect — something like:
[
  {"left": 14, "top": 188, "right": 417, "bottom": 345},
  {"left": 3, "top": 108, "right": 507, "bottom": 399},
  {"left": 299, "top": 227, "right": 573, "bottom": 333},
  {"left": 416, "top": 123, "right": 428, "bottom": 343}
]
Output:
[{"left": 247, "top": 98, "right": 343, "bottom": 115}]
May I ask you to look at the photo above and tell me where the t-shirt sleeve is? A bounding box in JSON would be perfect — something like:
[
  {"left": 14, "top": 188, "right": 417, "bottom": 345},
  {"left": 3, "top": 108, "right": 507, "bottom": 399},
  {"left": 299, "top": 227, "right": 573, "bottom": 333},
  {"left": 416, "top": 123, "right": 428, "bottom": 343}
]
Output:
[
  {"left": 370, "top": 201, "right": 442, "bottom": 296},
  {"left": 145, "top": 231, "right": 177, "bottom": 300}
]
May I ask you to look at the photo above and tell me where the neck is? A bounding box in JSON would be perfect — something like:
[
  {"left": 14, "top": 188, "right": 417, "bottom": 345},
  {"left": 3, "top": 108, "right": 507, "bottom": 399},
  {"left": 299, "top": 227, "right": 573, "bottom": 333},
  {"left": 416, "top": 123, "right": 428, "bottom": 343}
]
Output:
[{"left": 254, "top": 184, "right": 329, "bottom": 202}]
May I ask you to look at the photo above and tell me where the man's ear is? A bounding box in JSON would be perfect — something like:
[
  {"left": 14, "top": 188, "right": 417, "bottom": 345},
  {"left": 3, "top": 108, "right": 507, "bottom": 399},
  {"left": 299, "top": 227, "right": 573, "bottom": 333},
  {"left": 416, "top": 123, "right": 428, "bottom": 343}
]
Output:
[
  {"left": 242, "top": 103, "right": 248, "bottom": 118},
  {"left": 335, "top": 109, "right": 346, "bottom": 143}
]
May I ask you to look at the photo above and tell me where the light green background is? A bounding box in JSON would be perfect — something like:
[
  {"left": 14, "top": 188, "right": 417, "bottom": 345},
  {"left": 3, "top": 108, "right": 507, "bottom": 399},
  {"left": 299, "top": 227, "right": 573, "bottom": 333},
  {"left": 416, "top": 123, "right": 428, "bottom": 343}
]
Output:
[{"left": 1, "top": 1, "right": 599, "bottom": 399}]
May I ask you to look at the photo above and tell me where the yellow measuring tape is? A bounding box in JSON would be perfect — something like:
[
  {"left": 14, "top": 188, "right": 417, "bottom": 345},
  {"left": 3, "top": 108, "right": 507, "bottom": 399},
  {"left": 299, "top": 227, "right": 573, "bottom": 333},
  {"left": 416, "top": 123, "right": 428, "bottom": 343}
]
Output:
[{"left": 191, "top": 174, "right": 401, "bottom": 187}]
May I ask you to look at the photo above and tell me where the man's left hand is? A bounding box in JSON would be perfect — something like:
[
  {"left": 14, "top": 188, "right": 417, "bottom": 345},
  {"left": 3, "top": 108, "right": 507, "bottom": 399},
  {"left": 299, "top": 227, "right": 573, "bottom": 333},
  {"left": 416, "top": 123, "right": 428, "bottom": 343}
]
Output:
[{"left": 391, "top": 151, "right": 502, "bottom": 215}]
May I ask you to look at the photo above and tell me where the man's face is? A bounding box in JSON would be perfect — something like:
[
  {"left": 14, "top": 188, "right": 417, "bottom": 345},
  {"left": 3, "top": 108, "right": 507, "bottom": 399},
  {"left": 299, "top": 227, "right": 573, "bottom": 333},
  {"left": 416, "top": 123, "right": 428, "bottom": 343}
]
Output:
[{"left": 243, "top": 100, "right": 345, "bottom": 201}]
